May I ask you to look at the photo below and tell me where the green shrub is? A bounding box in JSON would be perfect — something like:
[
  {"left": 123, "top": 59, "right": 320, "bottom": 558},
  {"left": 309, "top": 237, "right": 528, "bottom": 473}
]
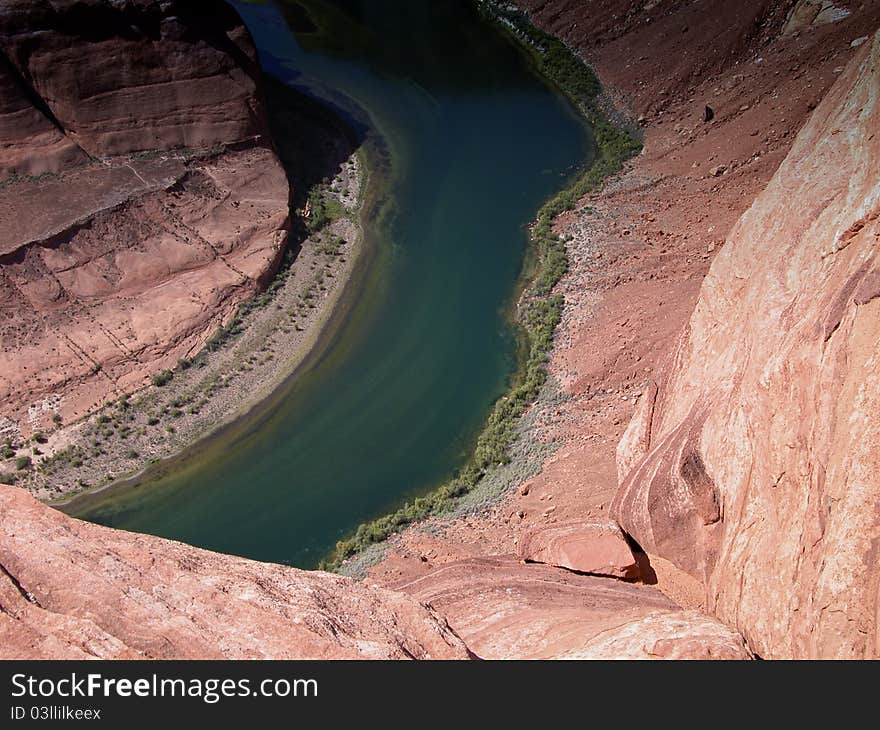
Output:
[
  {"left": 306, "top": 186, "right": 347, "bottom": 233},
  {"left": 15, "top": 456, "right": 31, "bottom": 471},
  {"left": 319, "top": 236, "right": 345, "bottom": 256},
  {"left": 151, "top": 370, "right": 173, "bottom": 387}
]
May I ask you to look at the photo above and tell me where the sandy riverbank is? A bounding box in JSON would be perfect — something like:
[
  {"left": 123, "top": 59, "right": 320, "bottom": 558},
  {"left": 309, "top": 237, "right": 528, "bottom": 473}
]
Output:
[{"left": 13, "top": 123, "right": 368, "bottom": 504}]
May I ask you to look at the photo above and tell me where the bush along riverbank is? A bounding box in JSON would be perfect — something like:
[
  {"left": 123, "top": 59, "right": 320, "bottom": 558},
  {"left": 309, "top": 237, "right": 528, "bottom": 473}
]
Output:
[{"left": 322, "top": 3, "right": 642, "bottom": 571}]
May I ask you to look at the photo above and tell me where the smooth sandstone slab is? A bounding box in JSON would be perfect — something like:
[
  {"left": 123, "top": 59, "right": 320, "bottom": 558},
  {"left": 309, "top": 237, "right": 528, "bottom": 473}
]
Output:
[
  {"left": 613, "top": 31, "right": 880, "bottom": 658},
  {"left": 0, "top": 486, "right": 471, "bottom": 660},
  {"left": 394, "top": 557, "right": 750, "bottom": 659}
]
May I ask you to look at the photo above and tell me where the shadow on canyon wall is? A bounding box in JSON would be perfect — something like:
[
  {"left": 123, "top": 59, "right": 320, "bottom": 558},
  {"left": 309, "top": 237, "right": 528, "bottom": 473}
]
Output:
[{"left": 261, "top": 74, "right": 370, "bottom": 264}]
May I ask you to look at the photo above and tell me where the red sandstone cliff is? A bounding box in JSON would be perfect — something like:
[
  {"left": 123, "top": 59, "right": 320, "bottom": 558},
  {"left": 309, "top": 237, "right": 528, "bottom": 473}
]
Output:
[
  {"left": 0, "top": 0, "right": 289, "bottom": 435},
  {"left": 0, "top": 482, "right": 752, "bottom": 659},
  {"left": 3, "top": 0, "right": 879, "bottom": 661},
  {"left": 613, "top": 27, "right": 880, "bottom": 660}
]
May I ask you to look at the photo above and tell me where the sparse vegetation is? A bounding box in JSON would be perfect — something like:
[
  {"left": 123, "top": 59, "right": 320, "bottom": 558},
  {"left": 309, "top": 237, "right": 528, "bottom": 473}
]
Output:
[
  {"left": 151, "top": 370, "right": 174, "bottom": 387},
  {"left": 306, "top": 184, "right": 347, "bottom": 233},
  {"left": 204, "top": 313, "right": 245, "bottom": 353},
  {"left": 320, "top": 4, "right": 641, "bottom": 570},
  {"left": 15, "top": 456, "right": 31, "bottom": 471},
  {"left": 19, "top": 82, "right": 366, "bottom": 502},
  {"left": 319, "top": 235, "right": 345, "bottom": 257},
  {"left": 39, "top": 446, "right": 81, "bottom": 473}
]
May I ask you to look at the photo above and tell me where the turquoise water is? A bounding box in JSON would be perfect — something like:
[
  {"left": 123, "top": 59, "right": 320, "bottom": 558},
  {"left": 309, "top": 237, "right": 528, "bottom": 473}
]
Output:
[{"left": 69, "top": 0, "right": 593, "bottom": 568}]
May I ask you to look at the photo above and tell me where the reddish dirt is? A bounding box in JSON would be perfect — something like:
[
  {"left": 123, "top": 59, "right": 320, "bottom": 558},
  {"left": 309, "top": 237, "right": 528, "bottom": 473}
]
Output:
[{"left": 368, "top": 1, "right": 880, "bottom": 606}]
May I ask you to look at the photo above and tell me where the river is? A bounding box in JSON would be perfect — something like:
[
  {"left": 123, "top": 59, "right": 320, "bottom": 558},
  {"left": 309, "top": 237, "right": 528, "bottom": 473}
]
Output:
[{"left": 69, "top": 0, "right": 594, "bottom": 568}]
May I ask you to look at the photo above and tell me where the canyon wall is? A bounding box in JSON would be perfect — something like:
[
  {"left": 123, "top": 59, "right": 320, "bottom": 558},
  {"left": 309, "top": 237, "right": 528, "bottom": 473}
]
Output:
[
  {"left": 613, "top": 28, "right": 880, "bottom": 659},
  {"left": 2, "top": 0, "right": 878, "bottom": 660},
  {"left": 0, "top": 0, "right": 289, "bottom": 436}
]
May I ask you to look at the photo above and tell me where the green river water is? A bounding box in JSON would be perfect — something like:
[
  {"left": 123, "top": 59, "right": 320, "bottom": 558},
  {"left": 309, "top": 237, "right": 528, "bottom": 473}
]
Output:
[{"left": 69, "top": 0, "right": 594, "bottom": 568}]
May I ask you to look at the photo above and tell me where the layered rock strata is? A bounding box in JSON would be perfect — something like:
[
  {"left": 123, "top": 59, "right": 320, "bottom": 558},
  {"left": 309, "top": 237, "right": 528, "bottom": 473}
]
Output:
[
  {"left": 0, "top": 0, "right": 289, "bottom": 435},
  {"left": 0, "top": 485, "right": 470, "bottom": 660}
]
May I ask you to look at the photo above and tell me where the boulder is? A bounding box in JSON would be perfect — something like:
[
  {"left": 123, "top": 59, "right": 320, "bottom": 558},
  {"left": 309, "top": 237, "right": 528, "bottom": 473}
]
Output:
[
  {"left": 518, "top": 519, "right": 640, "bottom": 579},
  {"left": 394, "top": 557, "right": 751, "bottom": 659}
]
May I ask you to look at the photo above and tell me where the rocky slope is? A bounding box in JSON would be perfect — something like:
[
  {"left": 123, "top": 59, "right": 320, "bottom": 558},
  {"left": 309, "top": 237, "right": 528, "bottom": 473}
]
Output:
[
  {"left": 0, "top": 0, "right": 289, "bottom": 437},
  {"left": 613, "top": 28, "right": 880, "bottom": 660},
  {"left": 0, "top": 485, "right": 470, "bottom": 659},
  {"left": 369, "top": 0, "right": 880, "bottom": 659}
]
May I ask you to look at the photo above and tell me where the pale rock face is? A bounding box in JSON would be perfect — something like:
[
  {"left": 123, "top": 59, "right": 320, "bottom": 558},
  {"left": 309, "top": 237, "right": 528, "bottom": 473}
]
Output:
[
  {"left": 393, "top": 557, "right": 751, "bottom": 659},
  {"left": 0, "top": 486, "right": 471, "bottom": 660},
  {"left": 613, "top": 32, "right": 880, "bottom": 659},
  {"left": 558, "top": 611, "right": 753, "bottom": 660},
  {"left": 783, "top": 0, "right": 851, "bottom": 36}
]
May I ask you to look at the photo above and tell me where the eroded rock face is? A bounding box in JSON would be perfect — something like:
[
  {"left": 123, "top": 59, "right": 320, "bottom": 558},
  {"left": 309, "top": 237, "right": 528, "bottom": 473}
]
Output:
[
  {"left": 0, "top": 0, "right": 265, "bottom": 173},
  {"left": 0, "top": 486, "right": 470, "bottom": 659},
  {"left": 0, "top": 0, "right": 289, "bottom": 433},
  {"left": 0, "top": 57, "right": 86, "bottom": 177},
  {"left": 613, "top": 31, "right": 880, "bottom": 659},
  {"left": 394, "top": 557, "right": 750, "bottom": 659}
]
